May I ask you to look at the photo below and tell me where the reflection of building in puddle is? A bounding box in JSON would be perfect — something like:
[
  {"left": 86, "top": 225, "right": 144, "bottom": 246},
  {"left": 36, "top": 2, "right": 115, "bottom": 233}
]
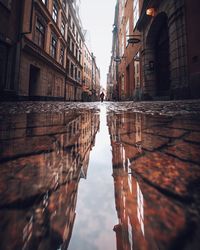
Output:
[
  {"left": 135, "top": 113, "right": 142, "bottom": 153},
  {"left": 108, "top": 111, "right": 147, "bottom": 249},
  {"left": 112, "top": 166, "right": 146, "bottom": 249},
  {"left": 22, "top": 216, "right": 33, "bottom": 250},
  {"left": 137, "top": 182, "right": 145, "bottom": 236},
  {"left": 0, "top": 110, "right": 100, "bottom": 250}
]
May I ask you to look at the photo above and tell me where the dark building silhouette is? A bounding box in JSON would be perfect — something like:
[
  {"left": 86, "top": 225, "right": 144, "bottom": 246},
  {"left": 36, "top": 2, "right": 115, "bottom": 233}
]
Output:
[{"left": 0, "top": 0, "right": 23, "bottom": 99}]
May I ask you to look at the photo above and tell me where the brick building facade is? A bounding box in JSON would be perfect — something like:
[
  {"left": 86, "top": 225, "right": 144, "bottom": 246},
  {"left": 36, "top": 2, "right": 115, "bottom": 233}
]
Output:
[
  {"left": 108, "top": 0, "right": 200, "bottom": 101},
  {"left": 82, "top": 38, "right": 93, "bottom": 101},
  {"left": 0, "top": 0, "right": 100, "bottom": 101},
  {"left": 66, "top": 0, "right": 84, "bottom": 101},
  {"left": 19, "top": 0, "right": 67, "bottom": 101}
]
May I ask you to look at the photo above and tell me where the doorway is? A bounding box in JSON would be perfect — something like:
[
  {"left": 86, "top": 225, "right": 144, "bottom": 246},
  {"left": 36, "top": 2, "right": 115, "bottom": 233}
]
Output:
[
  {"left": 155, "top": 16, "right": 170, "bottom": 96},
  {"left": 29, "top": 65, "right": 40, "bottom": 97}
]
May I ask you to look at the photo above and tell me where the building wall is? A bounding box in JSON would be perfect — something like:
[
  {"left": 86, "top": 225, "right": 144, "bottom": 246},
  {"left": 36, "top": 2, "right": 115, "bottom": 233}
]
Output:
[
  {"left": 138, "top": 0, "right": 190, "bottom": 100},
  {"left": 82, "top": 42, "right": 92, "bottom": 101},
  {"left": 108, "top": 0, "right": 143, "bottom": 101},
  {"left": 185, "top": 0, "right": 200, "bottom": 98},
  {"left": 0, "top": 0, "right": 23, "bottom": 99},
  {"left": 108, "top": 0, "right": 200, "bottom": 101},
  {"left": 1, "top": 0, "right": 100, "bottom": 102},
  {"left": 117, "top": 0, "right": 143, "bottom": 101},
  {"left": 20, "top": 51, "right": 65, "bottom": 99},
  {"left": 19, "top": 0, "right": 68, "bottom": 100},
  {"left": 66, "top": 1, "right": 84, "bottom": 101}
]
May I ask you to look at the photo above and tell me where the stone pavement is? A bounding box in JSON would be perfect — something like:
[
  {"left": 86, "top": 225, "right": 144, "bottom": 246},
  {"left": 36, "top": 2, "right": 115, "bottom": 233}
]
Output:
[{"left": 0, "top": 99, "right": 200, "bottom": 115}]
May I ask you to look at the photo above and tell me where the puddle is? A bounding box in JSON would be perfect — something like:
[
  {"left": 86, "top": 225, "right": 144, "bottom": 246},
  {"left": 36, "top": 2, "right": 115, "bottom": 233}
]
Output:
[{"left": 0, "top": 103, "right": 200, "bottom": 249}]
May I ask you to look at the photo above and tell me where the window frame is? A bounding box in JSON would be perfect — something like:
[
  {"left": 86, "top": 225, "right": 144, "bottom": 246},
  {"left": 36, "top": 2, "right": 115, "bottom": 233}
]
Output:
[
  {"left": 52, "top": 0, "right": 58, "bottom": 23},
  {"left": 133, "top": 0, "right": 139, "bottom": 28},
  {"left": 61, "top": 16, "right": 65, "bottom": 36},
  {"left": 50, "top": 33, "right": 57, "bottom": 59},
  {"left": 35, "top": 18, "right": 45, "bottom": 49},
  {"left": 60, "top": 45, "right": 65, "bottom": 66},
  {"left": 41, "top": 0, "right": 48, "bottom": 6}
]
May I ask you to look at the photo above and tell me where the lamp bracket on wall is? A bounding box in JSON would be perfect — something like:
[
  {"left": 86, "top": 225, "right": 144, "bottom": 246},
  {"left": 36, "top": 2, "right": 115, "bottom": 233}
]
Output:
[
  {"left": 126, "top": 35, "right": 141, "bottom": 44},
  {"left": 113, "top": 56, "right": 126, "bottom": 63}
]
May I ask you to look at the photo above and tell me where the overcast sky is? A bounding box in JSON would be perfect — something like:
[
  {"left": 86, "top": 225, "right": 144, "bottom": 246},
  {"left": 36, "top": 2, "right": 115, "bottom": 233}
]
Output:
[{"left": 79, "top": 0, "right": 116, "bottom": 88}]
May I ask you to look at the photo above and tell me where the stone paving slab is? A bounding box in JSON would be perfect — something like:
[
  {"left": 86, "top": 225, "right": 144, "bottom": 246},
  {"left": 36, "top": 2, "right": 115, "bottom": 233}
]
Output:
[
  {"left": 130, "top": 152, "right": 200, "bottom": 198},
  {"left": 163, "top": 141, "right": 200, "bottom": 164}
]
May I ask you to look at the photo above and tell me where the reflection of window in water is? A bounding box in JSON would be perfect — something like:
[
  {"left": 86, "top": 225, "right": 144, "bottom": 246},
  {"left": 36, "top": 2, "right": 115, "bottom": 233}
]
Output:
[
  {"left": 136, "top": 142, "right": 142, "bottom": 153},
  {"left": 128, "top": 216, "right": 133, "bottom": 249},
  {"left": 121, "top": 145, "right": 126, "bottom": 169},
  {"left": 135, "top": 114, "right": 142, "bottom": 143},
  {"left": 123, "top": 195, "right": 126, "bottom": 219},
  {"left": 22, "top": 216, "right": 33, "bottom": 250},
  {"left": 137, "top": 182, "right": 145, "bottom": 236},
  {"left": 128, "top": 172, "right": 132, "bottom": 193}
]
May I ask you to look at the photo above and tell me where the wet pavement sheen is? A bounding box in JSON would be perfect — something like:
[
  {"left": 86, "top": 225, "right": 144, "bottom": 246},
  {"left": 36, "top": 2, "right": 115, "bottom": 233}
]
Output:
[{"left": 0, "top": 101, "right": 200, "bottom": 250}]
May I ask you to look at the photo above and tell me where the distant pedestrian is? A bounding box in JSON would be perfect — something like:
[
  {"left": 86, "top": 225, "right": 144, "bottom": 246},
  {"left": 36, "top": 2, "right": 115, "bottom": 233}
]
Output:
[{"left": 100, "top": 92, "right": 105, "bottom": 102}]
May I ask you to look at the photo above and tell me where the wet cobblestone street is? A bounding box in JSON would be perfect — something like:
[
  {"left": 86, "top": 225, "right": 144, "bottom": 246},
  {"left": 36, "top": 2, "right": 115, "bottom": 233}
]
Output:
[{"left": 0, "top": 100, "right": 200, "bottom": 250}]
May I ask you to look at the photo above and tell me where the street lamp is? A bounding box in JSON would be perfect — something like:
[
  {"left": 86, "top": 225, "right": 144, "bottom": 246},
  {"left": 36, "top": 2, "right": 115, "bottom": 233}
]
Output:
[{"left": 146, "top": 7, "right": 156, "bottom": 17}]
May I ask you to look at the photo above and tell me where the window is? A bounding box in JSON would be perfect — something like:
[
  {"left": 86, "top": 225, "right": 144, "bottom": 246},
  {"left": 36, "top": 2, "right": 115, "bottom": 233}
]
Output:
[
  {"left": 79, "top": 52, "right": 81, "bottom": 63},
  {"left": 71, "top": 42, "right": 74, "bottom": 54},
  {"left": 75, "top": 67, "right": 77, "bottom": 80},
  {"left": 78, "top": 71, "right": 81, "bottom": 81},
  {"left": 121, "top": 74, "right": 125, "bottom": 91},
  {"left": 70, "top": 63, "right": 74, "bottom": 78},
  {"left": 133, "top": 0, "right": 139, "bottom": 27},
  {"left": 62, "top": 0, "right": 66, "bottom": 10},
  {"left": 60, "top": 46, "right": 64, "bottom": 65},
  {"left": 68, "top": 14, "right": 71, "bottom": 27},
  {"left": 52, "top": 0, "right": 58, "bottom": 23},
  {"left": 61, "top": 17, "right": 65, "bottom": 36},
  {"left": 67, "top": 36, "right": 71, "bottom": 49},
  {"left": 121, "top": 34, "right": 124, "bottom": 56},
  {"left": 121, "top": 0, "right": 125, "bottom": 22},
  {"left": 35, "top": 19, "right": 45, "bottom": 48},
  {"left": 50, "top": 34, "right": 57, "bottom": 58},
  {"left": 42, "top": 0, "right": 48, "bottom": 6},
  {"left": 72, "top": 23, "right": 75, "bottom": 34},
  {"left": 126, "top": 19, "right": 129, "bottom": 46},
  {"left": 76, "top": 31, "right": 79, "bottom": 42}
]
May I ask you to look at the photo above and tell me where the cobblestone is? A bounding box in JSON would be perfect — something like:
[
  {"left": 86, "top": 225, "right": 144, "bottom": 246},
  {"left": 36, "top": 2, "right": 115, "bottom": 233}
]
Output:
[{"left": 0, "top": 99, "right": 200, "bottom": 116}]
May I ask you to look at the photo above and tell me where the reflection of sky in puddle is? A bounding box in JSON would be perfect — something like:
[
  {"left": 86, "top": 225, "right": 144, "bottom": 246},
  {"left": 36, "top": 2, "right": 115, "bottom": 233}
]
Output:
[{"left": 69, "top": 105, "right": 117, "bottom": 250}]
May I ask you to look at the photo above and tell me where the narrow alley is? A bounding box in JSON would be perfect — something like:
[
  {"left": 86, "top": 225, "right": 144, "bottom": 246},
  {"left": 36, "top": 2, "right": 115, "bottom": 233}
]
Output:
[
  {"left": 0, "top": 101, "right": 200, "bottom": 250},
  {"left": 1, "top": 0, "right": 200, "bottom": 249}
]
